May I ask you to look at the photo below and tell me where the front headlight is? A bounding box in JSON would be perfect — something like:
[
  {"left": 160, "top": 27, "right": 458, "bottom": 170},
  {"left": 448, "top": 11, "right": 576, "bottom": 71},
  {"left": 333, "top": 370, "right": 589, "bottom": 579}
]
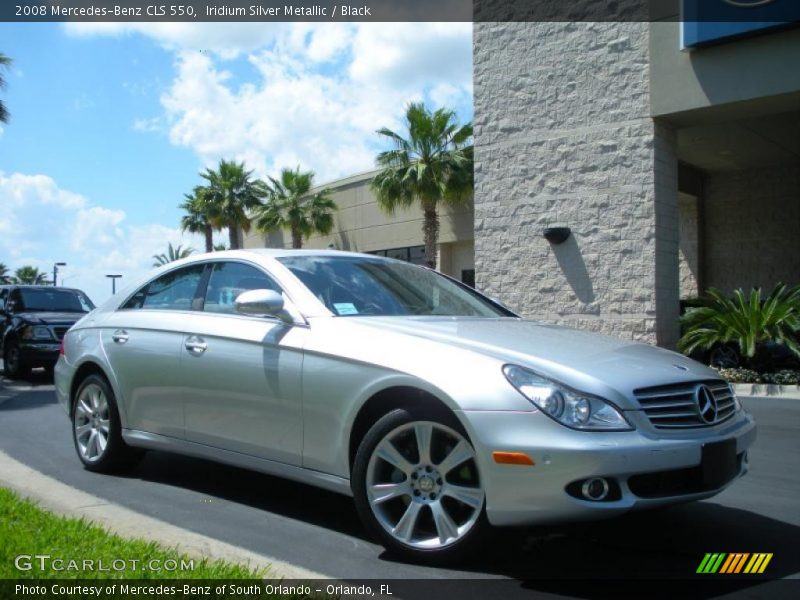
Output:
[
  {"left": 503, "top": 365, "right": 632, "bottom": 431},
  {"left": 22, "top": 325, "right": 54, "bottom": 341}
]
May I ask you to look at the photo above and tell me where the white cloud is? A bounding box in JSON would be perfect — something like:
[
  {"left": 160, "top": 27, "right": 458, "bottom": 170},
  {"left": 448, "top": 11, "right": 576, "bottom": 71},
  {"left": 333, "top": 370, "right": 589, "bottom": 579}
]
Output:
[
  {"left": 63, "top": 22, "right": 473, "bottom": 183},
  {"left": 157, "top": 24, "right": 472, "bottom": 182},
  {"left": 63, "top": 22, "right": 288, "bottom": 59},
  {"left": 132, "top": 117, "right": 163, "bottom": 133},
  {"left": 0, "top": 171, "right": 213, "bottom": 305},
  {"left": 0, "top": 173, "right": 86, "bottom": 209}
]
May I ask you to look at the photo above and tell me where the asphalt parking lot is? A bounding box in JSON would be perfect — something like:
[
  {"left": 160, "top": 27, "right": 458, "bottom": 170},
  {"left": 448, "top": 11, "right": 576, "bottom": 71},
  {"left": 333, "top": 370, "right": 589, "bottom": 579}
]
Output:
[{"left": 0, "top": 367, "right": 798, "bottom": 598}]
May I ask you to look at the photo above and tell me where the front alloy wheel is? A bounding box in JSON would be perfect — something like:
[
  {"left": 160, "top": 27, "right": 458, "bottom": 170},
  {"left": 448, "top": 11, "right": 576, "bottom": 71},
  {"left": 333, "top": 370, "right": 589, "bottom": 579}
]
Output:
[{"left": 353, "top": 410, "right": 486, "bottom": 562}]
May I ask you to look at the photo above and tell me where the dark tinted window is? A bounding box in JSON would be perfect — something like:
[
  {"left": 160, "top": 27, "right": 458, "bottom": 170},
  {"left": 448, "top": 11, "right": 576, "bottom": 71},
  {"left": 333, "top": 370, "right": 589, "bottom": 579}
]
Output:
[
  {"left": 203, "top": 262, "right": 281, "bottom": 314},
  {"left": 278, "top": 255, "right": 511, "bottom": 317},
  {"left": 17, "top": 288, "right": 94, "bottom": 313},
  {"left": 123, "top": 265, "right": 205, "bottom": 311}
]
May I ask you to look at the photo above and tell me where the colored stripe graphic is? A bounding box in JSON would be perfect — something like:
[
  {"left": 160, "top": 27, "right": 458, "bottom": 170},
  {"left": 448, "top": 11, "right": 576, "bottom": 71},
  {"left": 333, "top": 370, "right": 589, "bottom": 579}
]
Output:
[
  {"left": 698, "top": 553, "right": 773, "bottom": 574},
  {"left": 721, "top": 553, "right": 749, "bottom": 573},
  {"left": 719, "top": 554, "right": 735, "bottom": 573}
]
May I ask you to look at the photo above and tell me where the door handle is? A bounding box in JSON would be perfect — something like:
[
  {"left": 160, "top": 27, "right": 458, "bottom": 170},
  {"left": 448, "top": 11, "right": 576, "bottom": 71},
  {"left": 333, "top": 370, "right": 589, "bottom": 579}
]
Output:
[
  {"left": 184, "top": 336, "right": 207, "bottom": 355},
  {"left": 111, "top": 330, "right": 129, "bottom": 344}
]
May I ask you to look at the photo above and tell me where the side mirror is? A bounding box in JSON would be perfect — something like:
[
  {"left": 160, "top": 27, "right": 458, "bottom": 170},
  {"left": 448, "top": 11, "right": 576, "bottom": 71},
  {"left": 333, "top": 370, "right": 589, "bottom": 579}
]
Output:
[
  {"left": 234, "top": 289, "right": 292, "bottom": 324},
  {"left": 5, "top": 300, "right": 17, "bottom": 313}
]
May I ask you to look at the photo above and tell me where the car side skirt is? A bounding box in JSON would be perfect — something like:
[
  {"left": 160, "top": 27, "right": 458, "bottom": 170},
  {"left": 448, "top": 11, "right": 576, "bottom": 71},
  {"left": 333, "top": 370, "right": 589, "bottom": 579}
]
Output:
[{"left": 122, "top": 430, "right": 353, "bottom": 497}]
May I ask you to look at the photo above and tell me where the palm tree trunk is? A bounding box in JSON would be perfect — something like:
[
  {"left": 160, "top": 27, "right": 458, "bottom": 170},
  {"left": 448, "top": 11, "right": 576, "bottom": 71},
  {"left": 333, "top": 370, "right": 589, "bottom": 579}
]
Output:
[
  {"left": 422, "top": 199, "right": 439, "bottom": 269},
  {"left": 291, "top": 224, "right": 303, "bottom": 249},
  {"left": 228, "top": 226, "right": 239, "bottom": 250},
  {"left": 204, "top": 225, "right": 213, "bottom": 253}
]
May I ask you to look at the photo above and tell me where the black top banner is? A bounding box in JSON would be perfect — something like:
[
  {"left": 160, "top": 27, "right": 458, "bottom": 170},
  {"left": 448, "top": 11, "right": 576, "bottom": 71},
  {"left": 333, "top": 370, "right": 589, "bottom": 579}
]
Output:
[{"left": 3, "top": 0, "right": 800, "bottom": 23}]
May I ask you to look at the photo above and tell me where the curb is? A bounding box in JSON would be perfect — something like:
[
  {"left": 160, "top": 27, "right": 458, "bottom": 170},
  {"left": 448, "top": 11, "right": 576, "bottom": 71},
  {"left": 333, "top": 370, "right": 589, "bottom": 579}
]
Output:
[
  {"left": 733, "top": 383, "right": 800, "bottom": 400},
  {"left": 0, "top": 450, "right": 328, "bottom": 580}
]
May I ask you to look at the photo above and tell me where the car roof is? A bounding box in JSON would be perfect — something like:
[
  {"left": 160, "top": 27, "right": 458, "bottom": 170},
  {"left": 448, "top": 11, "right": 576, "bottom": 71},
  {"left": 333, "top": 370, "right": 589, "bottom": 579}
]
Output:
[
  {"left": 2, "top": 285, "right": 85, "bottom": 292},
  {"left": 235, "top": 248, "right": 382, "bottom": 259}
]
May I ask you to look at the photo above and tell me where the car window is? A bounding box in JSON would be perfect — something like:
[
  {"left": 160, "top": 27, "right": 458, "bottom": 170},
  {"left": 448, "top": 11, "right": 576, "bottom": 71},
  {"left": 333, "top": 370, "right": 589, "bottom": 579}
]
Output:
[
  {"left": 16, "top": 288, "right": 94, "bottom": 313},
  {"left": 278, "top": 256, "right": 512, "bottom": 318},
  {"left": 0, "top": 289, "right": 7, "bottom": 312},
  {"left": 123, "top": 265, "right": 205, "bottom": 311},
  {"left": 203, "top": 262, "right": 282, "bottom": 314}
]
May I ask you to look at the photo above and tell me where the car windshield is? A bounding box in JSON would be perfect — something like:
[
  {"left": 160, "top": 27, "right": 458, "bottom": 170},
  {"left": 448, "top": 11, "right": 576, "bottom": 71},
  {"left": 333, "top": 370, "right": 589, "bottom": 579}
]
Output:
[
  {"left": 18, "top": 289, "right": 95, "bottom": 313},
  {"left": 278, "top": 255, "right": 513, "bottom": 318}
]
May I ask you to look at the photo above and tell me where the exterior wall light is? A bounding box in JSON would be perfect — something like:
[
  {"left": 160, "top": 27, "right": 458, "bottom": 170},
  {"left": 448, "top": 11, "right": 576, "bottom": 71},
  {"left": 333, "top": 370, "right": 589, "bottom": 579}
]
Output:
[{"left": 543, "top": 227, "right": 571, "bottom": 244}]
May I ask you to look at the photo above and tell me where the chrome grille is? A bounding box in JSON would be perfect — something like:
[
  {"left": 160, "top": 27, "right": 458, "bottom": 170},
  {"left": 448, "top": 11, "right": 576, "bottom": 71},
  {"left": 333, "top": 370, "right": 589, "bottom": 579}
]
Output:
[
  {"left": 634, "top": 380, "right": 736, "bottom": 429},
  {"left": 52, "top": 326, "right": 70, "bottom": 340}
]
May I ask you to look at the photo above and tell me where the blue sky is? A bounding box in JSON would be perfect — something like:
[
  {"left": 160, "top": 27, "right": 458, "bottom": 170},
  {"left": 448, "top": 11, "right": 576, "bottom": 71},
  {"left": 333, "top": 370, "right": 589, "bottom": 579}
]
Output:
[{"left": 0, "top": 23, "right": 472, "bottom": 303}]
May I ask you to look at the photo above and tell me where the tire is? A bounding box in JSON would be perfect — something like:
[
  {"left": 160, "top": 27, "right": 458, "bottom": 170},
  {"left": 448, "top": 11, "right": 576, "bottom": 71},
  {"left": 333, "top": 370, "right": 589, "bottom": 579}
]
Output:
[
  {"left": 3, "top": 341, "right": 31, "bottom": 380},
  {"left": 352, "top": 408, "right": 488, "bottom": 564},
  {"left": 71, "top": 374, "right": 142, "bottom": 472}
]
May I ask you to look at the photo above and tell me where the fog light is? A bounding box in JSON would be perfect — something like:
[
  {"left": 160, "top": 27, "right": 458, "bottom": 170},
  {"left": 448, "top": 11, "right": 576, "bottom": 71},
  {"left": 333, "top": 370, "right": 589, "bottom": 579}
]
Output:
[{"left": 581, "top": 477, "right": 610, "bottom": 501}]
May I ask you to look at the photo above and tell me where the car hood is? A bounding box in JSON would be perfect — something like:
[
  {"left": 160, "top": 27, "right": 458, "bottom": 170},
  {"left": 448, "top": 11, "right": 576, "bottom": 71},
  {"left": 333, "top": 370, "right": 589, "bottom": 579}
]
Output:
[
  {"left": 350, "top": 317, "right": 721, "bottom": 403},
  {"left": 15, "top": 312, "right": 86, "bottom": 325}
]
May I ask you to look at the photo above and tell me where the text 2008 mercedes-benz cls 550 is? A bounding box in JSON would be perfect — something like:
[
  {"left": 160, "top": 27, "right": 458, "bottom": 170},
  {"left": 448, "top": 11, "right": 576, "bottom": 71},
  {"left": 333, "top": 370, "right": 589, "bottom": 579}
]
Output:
[{"left": 55, "top": 249, "right": 756, "bottom": 562}]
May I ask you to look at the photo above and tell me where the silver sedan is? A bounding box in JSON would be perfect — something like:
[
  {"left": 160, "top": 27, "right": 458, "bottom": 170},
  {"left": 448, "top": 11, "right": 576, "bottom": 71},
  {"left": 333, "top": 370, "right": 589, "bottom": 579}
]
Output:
[{"left": 55, "top": 250, "right": 756, "bottom": 562}]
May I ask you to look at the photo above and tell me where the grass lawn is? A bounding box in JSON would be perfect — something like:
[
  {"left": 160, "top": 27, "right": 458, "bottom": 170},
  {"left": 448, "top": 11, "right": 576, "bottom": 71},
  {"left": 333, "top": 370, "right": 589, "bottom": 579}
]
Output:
[{"left": 0, "top": 487, "right": 261, "bottom": 579}]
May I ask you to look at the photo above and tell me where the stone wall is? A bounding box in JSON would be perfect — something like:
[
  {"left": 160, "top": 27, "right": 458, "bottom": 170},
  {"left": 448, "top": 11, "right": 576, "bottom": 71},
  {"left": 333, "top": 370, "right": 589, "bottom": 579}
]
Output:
[
  {"left": 678, "top": 192, "right": 700, "bottom": 299},
  {"left": 473, "top": 22, "right": 680, "bottom": 345},
  {"left": 704, "top": 165, "right": 800, "bottom": 293}
]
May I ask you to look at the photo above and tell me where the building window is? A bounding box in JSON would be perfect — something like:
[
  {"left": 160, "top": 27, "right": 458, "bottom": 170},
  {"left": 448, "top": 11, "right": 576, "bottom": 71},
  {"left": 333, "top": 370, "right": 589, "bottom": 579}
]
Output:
[{"left": 370, "top": 245, "right": 426, "bottom": 266}]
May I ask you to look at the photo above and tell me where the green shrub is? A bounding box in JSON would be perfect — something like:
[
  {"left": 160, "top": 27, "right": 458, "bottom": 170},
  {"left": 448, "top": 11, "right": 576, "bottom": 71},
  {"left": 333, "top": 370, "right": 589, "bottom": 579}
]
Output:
[
  {"left": 713, "top": 367, "right": 763, "bottom": 384},
  {"left": 679, "top": 283, "right": 800, "bottom": 367},
  {"left": 762, "top": 369, "right": 800, "bottom": 386},
  {"left": 713, "top": 367, "right": 800, "bottom": 385}
]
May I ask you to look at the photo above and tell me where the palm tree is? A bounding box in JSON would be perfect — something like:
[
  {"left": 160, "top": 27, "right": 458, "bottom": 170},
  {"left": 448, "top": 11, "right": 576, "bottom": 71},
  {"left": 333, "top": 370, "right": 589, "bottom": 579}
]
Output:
[
  {"left": 371, "top": 102, "right": 473, "bottom": 269},
  {"left": 179, "top": 186, "right": 215, "bottom": 253},
  {"left": 254, "top": 167, "right": 337, "bottom": 249},
  {"left": 152, "top": 243, "right": 194, "bottom": 267},
  {"left": 0, "top": 262, "right": 11, "bottom": 284},
  {"left": 13, "top": 266, "right": 49, "bottom": 285},
  {"left": 200, "top": 159, "right": 266, "bottom": 250},
  {"left": 0, "top": 53, "right": 12, "bottom": 124},
  {"left": 679, "top": 284, "right": 800, "bottom": 367},
  {"left": 213, "top": 243, "right": 228, "bottom": 251}
]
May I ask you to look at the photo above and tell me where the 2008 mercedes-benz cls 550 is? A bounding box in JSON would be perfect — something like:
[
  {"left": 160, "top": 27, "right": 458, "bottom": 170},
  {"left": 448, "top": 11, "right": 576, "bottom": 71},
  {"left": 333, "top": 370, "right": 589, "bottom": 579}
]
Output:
[{"left": 55, "top": 249, "right": 756, "bottom": 562}]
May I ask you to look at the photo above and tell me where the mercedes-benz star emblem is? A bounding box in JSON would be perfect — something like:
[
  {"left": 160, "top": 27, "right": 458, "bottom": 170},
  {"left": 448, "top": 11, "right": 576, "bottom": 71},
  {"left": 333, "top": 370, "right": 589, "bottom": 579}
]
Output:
[{"left": 695, "top": 385, "right": 719, "bottom": 424}]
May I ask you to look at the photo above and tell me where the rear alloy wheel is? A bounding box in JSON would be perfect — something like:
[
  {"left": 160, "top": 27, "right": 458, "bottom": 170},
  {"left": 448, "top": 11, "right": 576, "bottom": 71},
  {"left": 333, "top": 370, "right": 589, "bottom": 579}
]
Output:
[
  {"left": 3, "top": 342, "right": 31, "bottom": 380},
  {"left": 353, "top": 409, "right": 486, "bottom": 563},
  {"left": 72, "top": 374, "right": 141, "bottom": 472}
]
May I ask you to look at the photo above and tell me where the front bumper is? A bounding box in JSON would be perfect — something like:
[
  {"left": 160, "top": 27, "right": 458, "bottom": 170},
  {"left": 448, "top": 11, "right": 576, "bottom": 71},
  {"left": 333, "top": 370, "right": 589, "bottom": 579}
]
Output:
[
  {"left": 19, "top": 341, "right": 62, "bottom": 367},
  {"left": 459, "top": 408, "right": 757, "bottom": 527}
]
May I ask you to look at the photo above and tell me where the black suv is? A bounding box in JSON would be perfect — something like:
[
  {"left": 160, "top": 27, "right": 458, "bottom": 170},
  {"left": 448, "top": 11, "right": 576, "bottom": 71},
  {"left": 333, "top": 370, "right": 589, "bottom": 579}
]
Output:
[{"left": 0, "top": 285, "right": 95, "bottom": 379}]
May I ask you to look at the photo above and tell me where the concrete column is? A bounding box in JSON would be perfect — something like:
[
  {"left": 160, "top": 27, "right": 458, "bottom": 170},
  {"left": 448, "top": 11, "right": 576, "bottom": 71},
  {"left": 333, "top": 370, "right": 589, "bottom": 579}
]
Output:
[{"left": 474, "top": 22, "right": 680, "bottom": 345}]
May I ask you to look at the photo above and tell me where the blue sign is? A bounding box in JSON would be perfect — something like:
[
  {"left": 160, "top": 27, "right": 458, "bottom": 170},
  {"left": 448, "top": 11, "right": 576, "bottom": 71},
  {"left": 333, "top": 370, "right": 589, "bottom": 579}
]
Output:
[{"left": 681, "top": 0, "right": 799, "bottom": 48}]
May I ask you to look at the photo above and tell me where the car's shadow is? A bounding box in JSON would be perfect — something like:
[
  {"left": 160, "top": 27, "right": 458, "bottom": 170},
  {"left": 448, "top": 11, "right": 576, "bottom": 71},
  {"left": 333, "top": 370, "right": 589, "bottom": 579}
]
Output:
[
  {"left": 0, "top": 368, "right": 59, "bottom": 411},
  {"left": 120, "top": 449, "right": 798, "bottom": 593}
]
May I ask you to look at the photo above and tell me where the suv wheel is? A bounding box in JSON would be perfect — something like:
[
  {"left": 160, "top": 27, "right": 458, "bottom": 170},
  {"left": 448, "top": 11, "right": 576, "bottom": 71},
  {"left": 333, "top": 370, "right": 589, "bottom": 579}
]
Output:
[{"left": 3, "top": 341, "right": 31, "bottom": 379}]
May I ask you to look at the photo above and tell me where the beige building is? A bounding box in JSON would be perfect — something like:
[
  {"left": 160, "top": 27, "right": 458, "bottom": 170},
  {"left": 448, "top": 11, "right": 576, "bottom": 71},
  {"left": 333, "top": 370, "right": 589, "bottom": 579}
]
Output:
[
  {"left": 473, "top": 20, "right": 800, "bottom": 348},
  {"left": 243, "top": 169, "right": 477, "bottom": 286}
]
